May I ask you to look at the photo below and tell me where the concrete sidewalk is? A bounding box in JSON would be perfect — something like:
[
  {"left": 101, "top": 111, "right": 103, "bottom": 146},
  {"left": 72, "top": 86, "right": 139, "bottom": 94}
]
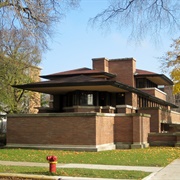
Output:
[
  {"left": 0, "top": 160, "right": 162, "bottom": 172},
  {"left": 0, "top": 159, "right": 179, "bottom": 180},
  {"left": 143, "top": 159, "right": 180, "bottom": 180}
]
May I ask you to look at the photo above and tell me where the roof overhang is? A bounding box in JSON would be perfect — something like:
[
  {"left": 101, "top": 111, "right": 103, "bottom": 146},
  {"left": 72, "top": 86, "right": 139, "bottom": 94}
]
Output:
[
  {"left": 13, "top": 81, "right": 128, "bottom": 94},
  {"left": 13, "top": 80, "right": 178, "bottom": 108},
  {"left": 135, "top": 74, "right": 173, "bottom": 85},
  {"left": 41, "top": 70, "right": 116, "bottom": 80}
]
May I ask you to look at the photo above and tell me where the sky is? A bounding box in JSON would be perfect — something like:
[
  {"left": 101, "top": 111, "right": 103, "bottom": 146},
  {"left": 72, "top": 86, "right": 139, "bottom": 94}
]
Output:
[{"left": 40, "top": 0, "right": 178, "bottom": 77}]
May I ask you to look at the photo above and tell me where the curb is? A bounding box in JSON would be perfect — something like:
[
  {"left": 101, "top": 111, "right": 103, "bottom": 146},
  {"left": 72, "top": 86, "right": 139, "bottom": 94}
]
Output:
[
  {"left": 0, "top": 173, "right": 57, "bottom": 180},
  {"left": 0, "top": 173, "right": 132, "bottom": 180}
]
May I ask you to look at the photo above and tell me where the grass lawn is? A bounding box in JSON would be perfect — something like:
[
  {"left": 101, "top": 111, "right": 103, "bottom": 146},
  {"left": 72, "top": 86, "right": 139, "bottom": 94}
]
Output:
[
  {"left": 0, "top": 147, "right": 179, "bottom": 179},
  {"left": 0, "top": 166, "right": 150, "bottom": 179}
]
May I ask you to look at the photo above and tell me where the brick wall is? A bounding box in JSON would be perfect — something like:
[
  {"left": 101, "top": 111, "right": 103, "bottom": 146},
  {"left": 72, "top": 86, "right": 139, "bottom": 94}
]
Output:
[
  {"left": 7, "top": 112, "right": 151, "bottom": 150},
  {"left": 116, "top": 105, "right": 137, "bottom": 113},
  {"left": 139, "top": 108, "right": 161, "bottom": 132},
  {"left": 7, "top": 113, "right": 115, "bottom": 149},
  {"left": 96, "top": 116, "right": 114, "bottom": 145},
  {"left": 139, "top": 107, "right": 180, "bottom": 133},
  {"left": 114, "top": 114, "right": 150, "bottom": 147},
  {"left": 7, "top": 114, "right": 96, "bottom": 145},
  {"left": 135, "top": 115, "right": 150, "bottom": 143},
  {"left": 170, "top": 111, "right": 180, "bottom": 124},
  {"left": 140, "top": 88, "right": 166, "bottom": 101},
  {"left": 114, "top": 115, "right": 133, "bottom": 143},
  {"left": 148, "top": 133, "right": 176, "bottom": 146},
  {"left": 132, "top": 114, "right": 150, "bottom": 147}
]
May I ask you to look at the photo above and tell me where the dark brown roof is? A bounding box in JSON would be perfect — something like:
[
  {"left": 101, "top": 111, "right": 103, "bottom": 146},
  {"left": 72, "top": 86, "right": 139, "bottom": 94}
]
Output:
[
  {"left": 31, "top": 75, "right": 108, "bottom": 85},
  {"left": 41, "top": 67, "right": 116, "bottom": 79},
  {"left": 136, "top": 69, "right": 156, "bottom": 75},
  {"left": 13, "top": 75, "right": 177, "bottom": 108},
  {"left": 43, "top": 68, "right": 92, "bottom": 76},
  {"left": 13, "top": 74, "right": 111, "bottom": 87},
  {"left": 135, "top": 69, "right": 173, "bottom": 85},
  {"left": 13, "top": 75, "right": 127, "bottom": 95}
]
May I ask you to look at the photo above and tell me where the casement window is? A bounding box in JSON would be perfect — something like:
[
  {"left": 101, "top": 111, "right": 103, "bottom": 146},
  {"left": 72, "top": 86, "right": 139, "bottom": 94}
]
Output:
[
  {"left": 136, "top": 78, "right": 157, "bottom": 88},
  {"left": 79, "top": 92, "right": 94, "bottom": 105},
  {"left": 116, "top": 93, "right": 125, "bottom": 105}
]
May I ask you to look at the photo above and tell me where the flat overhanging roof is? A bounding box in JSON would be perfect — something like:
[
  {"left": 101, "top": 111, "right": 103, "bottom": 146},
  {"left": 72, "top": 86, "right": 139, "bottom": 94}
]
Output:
[
  {"left": 40, "top": 67, "right": 116, "bottom": 80},
  {"left": 13, "top": 81, "right": 128, "bottom": 94},
  {"left": 135, "top": 69, "right": 173, "bottom": 86},
  {"left": 13, "top": 77, "right": 178, "bottom": 108}
]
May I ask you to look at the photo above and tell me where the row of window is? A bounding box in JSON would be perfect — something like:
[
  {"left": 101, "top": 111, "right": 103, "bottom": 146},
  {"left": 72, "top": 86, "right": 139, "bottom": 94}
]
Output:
[
  {"left": 58, "top": 90, "right": 166, "bottom": 109},
  {"left": 138, "top": 96, "right": 166, "bottom": 109},
  {"left": 136, "top": 78, "right": 157, "bottom": 88},
  {"left": 64, "top": 91, "right": 125, "bottom": 107}
]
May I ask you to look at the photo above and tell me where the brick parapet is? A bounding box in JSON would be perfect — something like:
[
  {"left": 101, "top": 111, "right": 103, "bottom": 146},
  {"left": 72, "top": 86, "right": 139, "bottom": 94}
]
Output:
[
  {"left": 7, "top": 113, "right": 115, "bottom": 151},
  {"left": 148, "top": 132, "right": 177, "bottom": 146},
  {"left": 139, "top": 107, "right": 180, "bottom": 133},
  {"left": 140, "top": 88, "right": 167, "bottom": 101},
  {"left": 139, "top": 108, "right": 161, "bottom": 133},
  {"left": 114, "top": 113, "right": 150, "bottom": 149}
]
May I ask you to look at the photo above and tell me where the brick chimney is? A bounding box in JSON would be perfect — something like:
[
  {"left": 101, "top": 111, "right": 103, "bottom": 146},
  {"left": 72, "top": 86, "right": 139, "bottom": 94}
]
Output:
[
  {"left": 92, "top": 57, "right": 109, "bottom": 72},
  {"left": 108, "top": 58, "right": 136, "bottom": 87}
]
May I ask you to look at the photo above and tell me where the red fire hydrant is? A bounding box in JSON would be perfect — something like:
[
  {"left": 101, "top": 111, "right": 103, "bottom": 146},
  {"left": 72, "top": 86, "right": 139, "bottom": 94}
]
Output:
[{"left": 46, "top": 155, "right": 58, "bottom": 173}]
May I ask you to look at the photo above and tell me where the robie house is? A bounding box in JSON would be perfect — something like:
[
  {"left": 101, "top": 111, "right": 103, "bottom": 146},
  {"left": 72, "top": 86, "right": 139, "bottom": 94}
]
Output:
[{"left": 7, "top": 57, "right": 180, "bottom": 151}]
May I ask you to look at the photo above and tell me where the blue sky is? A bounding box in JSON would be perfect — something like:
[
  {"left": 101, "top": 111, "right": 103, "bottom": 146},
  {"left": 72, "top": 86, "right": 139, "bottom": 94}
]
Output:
[{"left": 41, "top": 0, "right": 178, "bottom": 77}]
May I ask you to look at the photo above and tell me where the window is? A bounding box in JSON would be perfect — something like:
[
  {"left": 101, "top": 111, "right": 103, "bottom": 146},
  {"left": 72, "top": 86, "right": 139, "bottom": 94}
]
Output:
[
  {"left": 116, "top": 93, "right": 125, "bottom": 105},
  {"left": 87, "top": 94, "right": 93, "bottom": 105},
  {"left": 136, "top": 78, "right": 157, "bottom": 88},
  {"left": 80, "top": 92, "right": 94, "bottom": 105},
  {"left": 136, "top": 78, "right": 145, "bottom": 88}
]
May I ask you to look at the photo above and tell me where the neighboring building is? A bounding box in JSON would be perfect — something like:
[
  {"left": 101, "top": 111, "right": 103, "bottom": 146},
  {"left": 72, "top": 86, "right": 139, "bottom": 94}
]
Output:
[
  {"left": 12, "top": 65, "right": 41, "bottom": 114},
  {"left": 26, "top": 65, "right": 41, "bottom": 114},
  {"left": 7, "top": 57, "right": 180, "bottom": 151},
  {"left": 164, "top": 85, "right": 180, "bottom": 113}
]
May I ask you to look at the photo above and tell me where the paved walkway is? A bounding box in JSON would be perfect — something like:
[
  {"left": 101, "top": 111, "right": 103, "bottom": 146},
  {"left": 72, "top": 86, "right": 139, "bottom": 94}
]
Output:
[
  {"left": 143, "top": 159, "right": 180, "bottom": 180},
  {"left": 0, "top": 159, "right": 179, "bottom": 180}
]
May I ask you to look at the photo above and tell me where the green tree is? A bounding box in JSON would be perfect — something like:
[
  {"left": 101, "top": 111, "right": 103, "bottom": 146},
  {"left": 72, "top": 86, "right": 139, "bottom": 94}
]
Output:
[
  {"left": 0, "top": 0, "right": 80, "bottom": 50},
  {"left": 161, "top": 37, "right": 180, "bottom": 94},
  {"left": 0, "top": 28, "right": 41, "bottom": 114},
  {"left": 91, "top": 0, "right": 179, "bottom": 41}
]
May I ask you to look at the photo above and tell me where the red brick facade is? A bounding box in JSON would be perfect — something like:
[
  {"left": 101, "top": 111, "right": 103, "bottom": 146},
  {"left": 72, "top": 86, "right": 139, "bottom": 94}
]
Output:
[
  {"left": 7, "top": 113, "right": 150, "bottom": 151},
  {"left": 8, "top": 57, "right": 180, "bottom": 151},
  {"left": 148, "top": 133, "right": 180, "bottom": 147}
]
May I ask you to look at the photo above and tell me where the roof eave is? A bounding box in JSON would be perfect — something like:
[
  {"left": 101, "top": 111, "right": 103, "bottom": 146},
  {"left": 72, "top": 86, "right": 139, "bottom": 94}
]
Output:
[
  {"left": 40, "top": 72, "right": 116, "bottom": 80},
  {"left": 13, "top": 80, "right": 177, "bottom": 108},
  {"left": 135, "top": 74, "right": 173, "bottom": 85},
  {"left": 113, "top": 82, "right": 177, "bottom": 108}
]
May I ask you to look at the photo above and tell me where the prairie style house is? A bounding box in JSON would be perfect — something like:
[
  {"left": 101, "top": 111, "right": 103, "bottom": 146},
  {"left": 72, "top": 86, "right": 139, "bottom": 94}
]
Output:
[{"left": 7, "top": 57, "right": 180, "bottom": 151}]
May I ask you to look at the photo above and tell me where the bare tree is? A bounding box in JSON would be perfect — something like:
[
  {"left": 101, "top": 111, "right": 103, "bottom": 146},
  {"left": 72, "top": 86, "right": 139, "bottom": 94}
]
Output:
[
  {"left": 0, "top": 28, "right": 41, "bottom": 114},
  {"left": 0, "top": 0, "right": 80, "bottom": 50},
  {"left": 90, "top": 0, "right": 180, "bottom": 41}
]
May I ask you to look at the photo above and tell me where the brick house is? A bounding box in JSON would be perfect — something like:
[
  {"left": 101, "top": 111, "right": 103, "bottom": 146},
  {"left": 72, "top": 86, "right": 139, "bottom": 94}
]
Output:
[{"left": 7, "top": 58, "right": 180, "bottom": 151}]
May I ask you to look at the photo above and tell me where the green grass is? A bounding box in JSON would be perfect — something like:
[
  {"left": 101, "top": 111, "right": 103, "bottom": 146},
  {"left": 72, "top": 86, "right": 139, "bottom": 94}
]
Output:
[
  {"left": 0, "top": 147, "right": 179, "bottom": 179},
  {"left": 0, "top": 147, "right": 179, "bottom": 166},
  {"left": 0, "top": 166, "right": 150, "bottom": 179}
]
